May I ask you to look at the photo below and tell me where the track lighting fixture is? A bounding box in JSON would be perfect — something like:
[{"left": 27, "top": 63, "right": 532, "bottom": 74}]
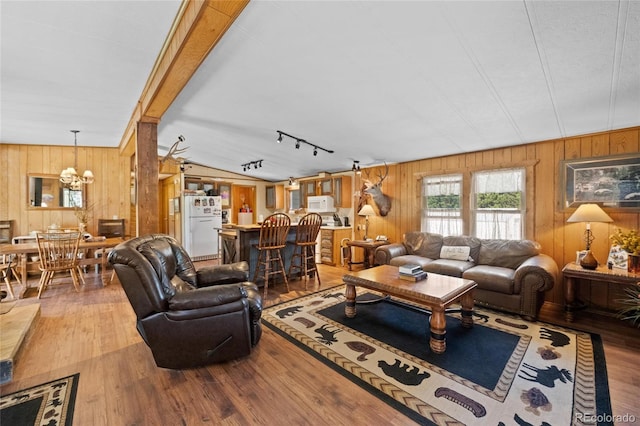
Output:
[
  {"left": 275, "top": 130, "right": 334, "bottom": 156},
  {"left": 352, "top": 160, "right": 361, "bottom": 173},
  {"left": 241, "top": 159, "right": 263, "bottom": 172}
]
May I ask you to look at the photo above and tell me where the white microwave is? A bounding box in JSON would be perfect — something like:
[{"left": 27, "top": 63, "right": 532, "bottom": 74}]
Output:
[{"left": 307, "top": 195, "right": 335, "bottom": 212}]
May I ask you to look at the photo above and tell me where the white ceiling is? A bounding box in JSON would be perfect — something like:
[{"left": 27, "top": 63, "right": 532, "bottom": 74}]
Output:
[{"left": 2, "top": 1, "right": 639, "bottom": 182}]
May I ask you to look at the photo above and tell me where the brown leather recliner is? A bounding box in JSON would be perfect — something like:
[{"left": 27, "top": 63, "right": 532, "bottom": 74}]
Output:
[{"left": 108, "top": 234, "right": 262, "bottom": 369}]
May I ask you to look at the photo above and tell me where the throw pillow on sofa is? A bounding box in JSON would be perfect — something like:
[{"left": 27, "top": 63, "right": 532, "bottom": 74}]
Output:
[
  {"left": 440, "top": 245, "right": 472, "bottom": 261},
  {"left": 442, "top": 235, "right": 481, "bottom": 262}
]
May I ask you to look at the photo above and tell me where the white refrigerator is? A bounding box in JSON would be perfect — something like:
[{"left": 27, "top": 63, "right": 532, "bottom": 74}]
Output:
[{"left": 183, "top": 195, "right": 222, "bottom": 260}]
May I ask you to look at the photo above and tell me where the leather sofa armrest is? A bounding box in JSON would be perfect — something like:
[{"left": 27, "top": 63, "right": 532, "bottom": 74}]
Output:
[
  {"left": 196, "top": 261, "right": 250, "bottom": 286},
  {"left": 169, "top": 283, "right": 247, "bottom": 311},
  {"left": 375, "top": 243, "right": 407, "bottom": 265},
  {"left": 514, "top": 254, "right": 558, "bottom": 293}
]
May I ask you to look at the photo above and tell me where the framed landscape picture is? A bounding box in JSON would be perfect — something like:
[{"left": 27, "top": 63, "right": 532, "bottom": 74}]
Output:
[{"left": 560, "top": 153, "right": 640, "bottom": 210}]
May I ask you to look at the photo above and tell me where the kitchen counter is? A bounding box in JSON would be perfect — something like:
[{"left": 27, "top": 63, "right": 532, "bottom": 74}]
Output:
[
  {"left": 224, "top": 223, "right": 352, "bottom": 231},
  {"left": 220, "top": 225, "right": 298, "bottom": 280},
  {"left": 220, "top": 223, "right": 353, "bottom": 276}
]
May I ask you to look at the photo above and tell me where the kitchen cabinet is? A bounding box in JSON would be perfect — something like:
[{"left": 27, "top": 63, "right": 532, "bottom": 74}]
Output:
[
  {"left": 184, "top": 178, "right": 231, "bottom": 206},
  {"left": 320, "top": 228, "right": 351, "bottom": 266},
  {"left": 300, "top": 180, "right": 316, "bottom": 207},
  {"left": 288, "top": 187, "right": 302, "bottom": 210},
  {"left": 265, "top": 185, "right": 284, "bottom": 209},
  {"left": 319, "top": 178, "right": 332, "bottom": 195},
  {"left": 304, "top": 180, "right": 318, "bottom": 197},
  {"left": 332, "top": 175, "right": 352, "bottom": 207}
]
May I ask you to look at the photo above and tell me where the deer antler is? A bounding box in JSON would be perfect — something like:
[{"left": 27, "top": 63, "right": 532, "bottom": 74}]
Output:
[
  {"left": 161, "top": 135, "right": 189, "bottom": 164},
  {"left": 376, "top": 162, "right": 389, "bottom": 184}
]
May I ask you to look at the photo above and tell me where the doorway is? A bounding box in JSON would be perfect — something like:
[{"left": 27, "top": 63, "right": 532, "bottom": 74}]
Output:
[{"left": 231, "top": 185, "right": 256, "bottom": 224}]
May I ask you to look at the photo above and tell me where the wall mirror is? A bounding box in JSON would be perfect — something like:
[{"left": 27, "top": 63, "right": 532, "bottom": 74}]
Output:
[{"left": 28, "top": 174, "right": 85, "bottom": 209}]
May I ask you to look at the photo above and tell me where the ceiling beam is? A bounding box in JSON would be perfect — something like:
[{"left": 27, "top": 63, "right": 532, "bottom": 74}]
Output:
[{"left": 118, "top": 0, "right": 249, "bottom": 155}]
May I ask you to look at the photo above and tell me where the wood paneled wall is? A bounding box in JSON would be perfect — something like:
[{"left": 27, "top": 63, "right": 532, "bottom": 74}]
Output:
[
  {"left": 3, "top": 126, "right": 639, "bottom": 309},
  {"left": 0, "top": 144, "right": 131, "bottom": 238},
  {"left": 359, "top": 127, "right": 640, "bottom": 309}
]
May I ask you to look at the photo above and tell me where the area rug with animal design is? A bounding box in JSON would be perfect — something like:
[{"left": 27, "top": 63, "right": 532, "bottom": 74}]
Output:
[
  {"left": 262, "top": 286, "right": 611, "bottom": 426},
  {"left": 0, "top": 373, "right": 79, "bottom": 426}
]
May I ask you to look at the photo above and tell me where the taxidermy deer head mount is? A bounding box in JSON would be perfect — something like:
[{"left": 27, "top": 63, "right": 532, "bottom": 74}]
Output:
[{"left": 359, "top": 162, "right": 392, "bottom": 216}]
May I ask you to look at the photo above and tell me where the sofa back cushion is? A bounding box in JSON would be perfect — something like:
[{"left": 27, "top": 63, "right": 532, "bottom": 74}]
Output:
[
  {"left": 478, "top": 239, "right": 541, "bottom": 269},
  {"left": 404, "top": 232, "right": 443, "bottom": 259},
  {"left": 442, "top": 235, "right": 482, "bottom": 263}
]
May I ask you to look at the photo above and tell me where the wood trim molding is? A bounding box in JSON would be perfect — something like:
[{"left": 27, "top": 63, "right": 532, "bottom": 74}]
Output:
[
  {"left": 412, "top": 159, "right": 540, "bottom": 178},
  {"left": 119, "top": 0, "right": 249, "bottom": 154}
]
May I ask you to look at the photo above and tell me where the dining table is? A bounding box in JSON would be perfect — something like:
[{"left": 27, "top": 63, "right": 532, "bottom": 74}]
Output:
[{"left": 0, "top": 236, "right": 125, "bottom": 298}]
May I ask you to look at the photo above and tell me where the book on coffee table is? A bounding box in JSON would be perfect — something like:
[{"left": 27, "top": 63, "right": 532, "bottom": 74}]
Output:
[
  {"left": 398, "top": 270, "right": 428, "bottom": 282},
  {"left": 399, "top": 264, "right": 422, "bottom": 275}
]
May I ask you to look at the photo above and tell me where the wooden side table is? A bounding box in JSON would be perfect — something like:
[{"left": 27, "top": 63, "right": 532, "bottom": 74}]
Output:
[
  {"left": 562, "top": 262, "right": 640, "bottom": 322},
  {"left": 346, "top": 240, "right": 390, "bottom": 270}
]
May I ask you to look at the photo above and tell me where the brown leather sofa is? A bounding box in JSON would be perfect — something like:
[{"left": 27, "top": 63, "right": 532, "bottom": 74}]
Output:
[
  {"left": 374, "top": 232, "right": 558, "bottom": 320},
  {"left": 108, "top": 234, "right": 262, "bottom": 369}
]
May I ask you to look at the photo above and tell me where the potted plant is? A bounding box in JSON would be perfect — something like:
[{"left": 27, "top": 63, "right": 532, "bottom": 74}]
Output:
[
  {"left": 617, "top": 282, "right": 640, "bottom": 328},
  {"left": 610, "top": 228, "right": 640, "bottom": 273}
]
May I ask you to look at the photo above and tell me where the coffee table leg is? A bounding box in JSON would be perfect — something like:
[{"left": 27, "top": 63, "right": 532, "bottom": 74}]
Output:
[
  {"left": 430, "top": 307, "right": 446, "bottom": 354},
  {"left": 460, "top": 292, "right": 474, "bottom": 328},
  {"left": 345, "top": 283, "right": 356, "bottom": 318}
]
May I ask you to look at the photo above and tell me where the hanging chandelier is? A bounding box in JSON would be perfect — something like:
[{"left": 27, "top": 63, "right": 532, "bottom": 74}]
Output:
[{"left": 59, "top": 130, "right": 94, "bottom": 189}]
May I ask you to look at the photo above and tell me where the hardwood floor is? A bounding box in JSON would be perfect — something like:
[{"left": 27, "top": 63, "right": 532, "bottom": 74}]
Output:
[{"left": 1, "top": 264, "right": 639, "bottom": 425}]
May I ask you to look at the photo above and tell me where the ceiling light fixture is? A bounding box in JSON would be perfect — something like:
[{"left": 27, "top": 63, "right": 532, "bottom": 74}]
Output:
[
  {"left": 60, "top": 130, "right": 94, "bottom": 190},
  {"left": 275, "top": 130, "right": 334, "bottom": 156},
  {"left": 352, "top": 160, "right": 361, "bottom": 173},
  {"left": 287, "top": 177, "right": 299, "bottom": 189},
  {"left": 241, "top": 159, "right": 263, "bottom": 172}
]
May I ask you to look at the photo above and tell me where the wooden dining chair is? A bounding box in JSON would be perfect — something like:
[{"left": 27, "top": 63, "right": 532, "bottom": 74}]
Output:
[
  {"left": 1, "top": 255, "right": 21, "bottom": 300},
  {"left": 36, "top": 231, "right": 83, "bottom": 298},
  {"left": 252, "top": 213, "right": 291, "bottom": 298},
  {"left": 288, "top": 213, "right": 322, "bottom": 287}
]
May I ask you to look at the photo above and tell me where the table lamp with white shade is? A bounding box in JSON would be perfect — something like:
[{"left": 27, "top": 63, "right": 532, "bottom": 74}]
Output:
[
  {"left": 358, "top": 204, "right": 376, "bottom": 241},
  {"left": 567, "top": 203, "right": 613, "bottom": 269}
]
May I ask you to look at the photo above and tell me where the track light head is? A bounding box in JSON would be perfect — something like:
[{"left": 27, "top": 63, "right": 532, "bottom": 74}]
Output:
[
  {"left": 295, "top": 141, "right": 300, "bottom": 149},
  {"left": 276, "top": 132, "right": 282, "bottom": 143},
  {"left": 313, "top": 147, "right": 318, "bottom": 156}
]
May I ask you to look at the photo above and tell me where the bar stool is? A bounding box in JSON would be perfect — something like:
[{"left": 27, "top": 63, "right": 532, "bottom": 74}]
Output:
[
  {"left": 253, "top": 213, "right": 291, "bottom": 298},
  {"left": 288, "top": 213, "right": 322, "bottom": 287}
]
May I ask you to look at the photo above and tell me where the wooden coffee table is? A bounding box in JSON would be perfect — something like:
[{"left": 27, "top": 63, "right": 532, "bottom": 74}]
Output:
[{"left": 343, "top": 265, "right": 477, "bottom": 354}]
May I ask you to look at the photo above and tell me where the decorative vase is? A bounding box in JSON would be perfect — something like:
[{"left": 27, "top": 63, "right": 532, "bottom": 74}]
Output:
[
  {"left": 628, "top": 254, "right": 640, "bottom": 274},
  {"left": 579, "top": 250, "right": 598, "bottom": 270}
]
